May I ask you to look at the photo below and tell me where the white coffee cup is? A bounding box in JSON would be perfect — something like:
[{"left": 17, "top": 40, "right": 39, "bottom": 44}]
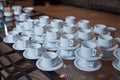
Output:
[
  {"left": 80, "top": 41, "right": 97, "bottom": 58},
  {"left": 15, "top": 36, "right": 29, "bottom": 49},
  {"left": 77, "top": 28, "right": 92, "bottom": 40},
  {"left": 44, "top": 41, "right": 58, "bottom": 48},
  {"left": 98, "top": 35, "right": 113, "bottom": 48},
  {"left": 19, "top": 13, "right": 28, "bottom": 21},
  {"left": 50, "top": 19, "right": 63, "bottom": 29},
  {"left": 93, "top": 24, "right": 106, "bottom": 34},
  {"left": 39, "top": 15, "right": 50, "bottom": 26},
  {"left": 40, "top": 52, "right": 60, "bottom": 67},
  {"left": 60, "top": 34, "right": 75, "bottom": 47},
  {"left": 77, "top": 19, "right": 90, "bottom": 29},
  {"left": 27, "top": 43, "right": 41, "bottom": 57},
  {"left": 33, "top": 26, "right": 45, "bottom": 35},
  {"left": 21, "top": 30, "right": 33, "bottom": 37},
  {"left": 46, "top": 28, "right": 60, "bottom": 41},
  {"left": 65, "top": 16, "right": 76, "bottom": 25},
  {"left": 106, "top": 27, "right": 116, "bottom": 37},
  {"left": 62, "top": 25, "right": 75, "bottom": 34}
]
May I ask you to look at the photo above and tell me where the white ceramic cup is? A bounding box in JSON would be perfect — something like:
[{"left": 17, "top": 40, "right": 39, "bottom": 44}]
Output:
[
  {"left": 40, "top": 52, "right": 60, "bottom": 67},
  {"left": 60, "top": 34, "right": 75, "bottom": 47},
  {"left": 19, "top": 13, "right": 28, "bottom": 21},
  {"left": 80, "top": 41, "right": 97, "bottom": 58},
  {"left": 46, "top": 28, "right": 59, "bottom": 41},
  {"left": 33, "top": 26, "right": 45, "bottom": 35},
  {"left": 50, "top": 19, "right": 63, "bottom": 29},
  {"left": 106, "top": 27, "right": 116, "bottom": 37},
  {"left": 77, "top": 19, "right": 90, "bottom": 29},
  {"left": 98, "top": 35, "right": 113, "bottom": 48},
  {"left": 93, "top": 24, "right": 106, "bottom": 34},
  {"left": 77, "top": 28, "right": 92, "bottom": 40},
  {"left": 62, "top": 25, "right": 75, "bottom": 34},
  {"left": 44, "top": 41, "right": 58, "bottom": 48},
  {"left": 65, "top": 16, "right": 76, "bottom": 25},
  {"left": 39, "top": 15, "right": 50, "bottom": 26},
  {"left": 27, "top": 43, "right": 41, "bottom": 57},
  {"left": 15, "top": 36, "right": 29, "bottom": 49}
]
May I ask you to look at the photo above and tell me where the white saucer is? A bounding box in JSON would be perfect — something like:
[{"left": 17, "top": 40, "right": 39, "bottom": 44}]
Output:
[
  {"left": 31, "top": 37, "right": 44, "bottom": 44},
  {"left": 42, "top": 43, "right": 58, "bottom": 51},
  {"left": 74, "top": 58, "right": 101, "bottom": 72},
  {"left": 112, "top": 59, "right": 120, "bottom": 71},
  {"left": 12, "top": 43, "right": 26, "bottom": 50},
  {"left": 36, "top": 58, "right": 63, "bottom": 71},
  {"left": 57, "top": 49, "right": 76, "bottom": 60},
  {"left": 3, "top": 37, "right": 15, "bottom": 43},
  {"left": 75, "top": 48, "right": 103, "bottom": 61},
  {"left": 59, "top": 43, "right": 80, "bottom": 50},
  {"left": 23, "top": 50, "right": 40, "bottom": 59}
]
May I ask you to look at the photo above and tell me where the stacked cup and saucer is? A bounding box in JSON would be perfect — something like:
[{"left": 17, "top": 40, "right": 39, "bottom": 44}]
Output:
[
  {"left": 42, "top": 27, "right": 60, "bottom": 51},
  {"left": 23, "top": 43, "right": 44, "bottom": 60},
  {"left": 57, "top": 33, "right": 80, "bottom": 60},
  {"left": 36, "top": 52, "right": 63, "bottom": 71},
  {"left": 3, "top": 31, "right": 19, "bottom": 43},
  {"left": 97, "top": 34, "right": 118, "bottom": 61},
  {"left": 74, "top": 41, "right": 103, "bottom": 72},
  {"left": 112, "top": 48, "right": 120, "bottom": 71}
]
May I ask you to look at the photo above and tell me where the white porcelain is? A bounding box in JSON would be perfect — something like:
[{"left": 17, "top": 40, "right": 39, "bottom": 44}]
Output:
[
  {"left": 98, "top": 35, "right": 113, "bottom": 48},
  {"left": 62, "top": 25, "right": 75, "bottom": 34},
  {"left": 39, "top": 15, "right": 50, "bottom": 26},
  {"left": 76, "top": 28, "right": 92, "bottom": 40},
  {"left": 23, "top": 7, "right": 34, "bottom": 13},
  {"left": 74, "top": 58, "right": 101, "bottom": 72},
  {"left": 23, "top": 50, "right": 40, "bottom": 59},
  {"left": 46, "top": 28, "right": 60, "bottom": 41},
  {"left": 23, "top": 43, "right": 41, "bottom": 59},
  {"left": 75, "top": 48, "right": 103, "bottom": 61},
  {"left": 77, "top": 19, "right": 90, "bottom": 29},
  {"left": 65, "top": 16, "right": 76, "bottom": 25},
  {"left": 12, "top": 5, "right": 22, "bottom": 11},
  {"left": 31, "top": 35, "right": 44, "bottom": 43},
  {"left": 42, "top": 42, "right": 58, "bottom": 51},
  {"left": 15, "top": 22, "right": 24, "bottom": 32},
  {"left": 50, "top": 19, "right": 63, "bottom": 28},
  {"left": 19, "top": 13, "right": 28, "bottom": 21},
  {"left": 21, "top": 30, "right": 33, "bottom": 37},
  {"left": 36, "top": 57, "right": 63, "bottom": 71},
  {"left": 57, "top": 48, "right": 76, "bottom": 60},
  {"left": 39, "top": 52, "right": 62, "bottom": 67},
  {"left": 33, "top": 26, "right": 45, "bottom": 35},
  {"left": 106, "top": 27, "right": 116, "bottom": 37},
  {"left": 112, "top": 59, "right": 120, "bottom": 71},
  {"left": 93, "top": 24, "right": 106, "bottom": 34},
  {"left": 80, "top": 41, "right": 97, "bottom": 58},
  {"left": 60, "top": 33, "right": 75, "bottom": 48},
  {"left": 4, "top": 12, "right": 13, "bottom": 17},
  {"left": 13, "top": 36, "right": 29, "bottom": 50}
]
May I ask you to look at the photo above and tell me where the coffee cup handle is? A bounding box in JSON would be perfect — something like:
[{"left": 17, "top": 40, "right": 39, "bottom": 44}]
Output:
[
  {"left": 70, "top": 40, "right": 73, "bottom": 46},
  {"left": 92, "top": 49, "right": 96, "bottom": 56}
]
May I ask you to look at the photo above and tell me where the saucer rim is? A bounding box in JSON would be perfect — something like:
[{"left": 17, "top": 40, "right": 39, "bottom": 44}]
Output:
[
  {"left": 36, "top": 58, "right": 63, "bottom": 71},
  {"left": 74, "top": 58, "right": 101, "bottom": 72},
  {"left": 112, "top": 59, "right": 120, "bottom": 71},
  {"left": 23, "top": 50, "right": 40, "bottom": 60},
  {"left": 57, "top": 49, "right": 76, "bottom": 60},
  {"left": 31, "top": 37, "right": 44, "bottom": 43},
  {"left": 75, "top": 48, "right": 103, "bottom": 61},
  {"left": 3, "top": 37, "right": 15, "bottom": 43},
  {"left": 12, "top": 43, "right": 26, "bottom": 50}
]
